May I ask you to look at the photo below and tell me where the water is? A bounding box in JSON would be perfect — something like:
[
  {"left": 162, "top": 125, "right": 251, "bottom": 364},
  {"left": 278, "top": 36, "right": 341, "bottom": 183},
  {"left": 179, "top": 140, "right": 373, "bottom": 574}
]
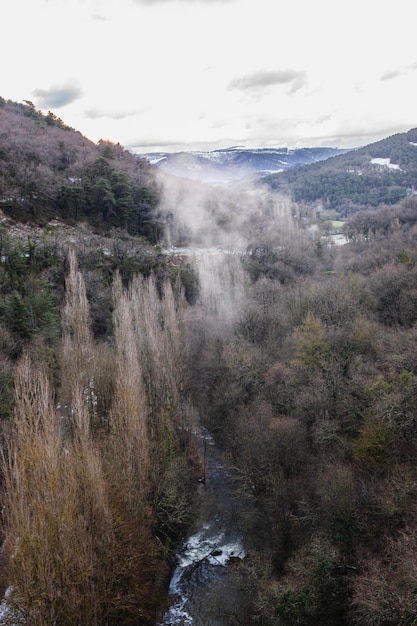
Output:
[
  {"left": 0, "top": 432, "right": 250, "bottom": 626},
  {"left": 159, "top": 432, "right": 251, "bottom": 625}
]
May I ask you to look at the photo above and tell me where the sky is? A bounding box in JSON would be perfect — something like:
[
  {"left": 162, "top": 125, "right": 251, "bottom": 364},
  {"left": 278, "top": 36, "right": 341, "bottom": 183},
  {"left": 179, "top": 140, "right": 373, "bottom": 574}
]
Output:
[{"left": 2, "top": 0, "right": 416, "bottom": 154}]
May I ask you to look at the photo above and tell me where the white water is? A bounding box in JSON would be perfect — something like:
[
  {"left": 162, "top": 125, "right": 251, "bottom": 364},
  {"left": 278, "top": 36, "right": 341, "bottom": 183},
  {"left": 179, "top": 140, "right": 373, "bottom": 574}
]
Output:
[
  {"left": 159, "top": 433, "right": 249, "bottom": 625},
  {"left": 0, "top": 587, "right": 22, "bottom": 625},
  {"left": 161, "top": 529, "right": 245, "bottom": 625}
]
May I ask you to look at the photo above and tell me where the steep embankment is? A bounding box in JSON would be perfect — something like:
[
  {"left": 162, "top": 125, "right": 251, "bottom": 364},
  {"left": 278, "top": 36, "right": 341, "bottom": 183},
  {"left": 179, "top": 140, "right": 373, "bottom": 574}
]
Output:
[{"left": 0, "top": 97, "right": 160, "bottom": 239}]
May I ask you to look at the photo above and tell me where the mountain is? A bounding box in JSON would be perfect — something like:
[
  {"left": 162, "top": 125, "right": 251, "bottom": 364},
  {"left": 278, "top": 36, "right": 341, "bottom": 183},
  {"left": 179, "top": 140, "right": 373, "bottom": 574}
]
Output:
[
  {"left": 140, "top": 146, "right": 349, "bottom": 185},
  {"left": 3, "top": 94, "right": 416, "bottom": 231},
  {"left": 0, "top": 97, "right": 160, "bottom": 240},
  {"left": 262, "top": 128, "right": 417, "bottom": 216}
]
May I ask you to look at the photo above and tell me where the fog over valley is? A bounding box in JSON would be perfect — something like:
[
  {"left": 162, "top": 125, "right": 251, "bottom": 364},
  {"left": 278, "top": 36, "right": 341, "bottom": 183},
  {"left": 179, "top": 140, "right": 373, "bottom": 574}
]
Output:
[{"left": 1, "top": 21, "right": 417, "bottom": 617}]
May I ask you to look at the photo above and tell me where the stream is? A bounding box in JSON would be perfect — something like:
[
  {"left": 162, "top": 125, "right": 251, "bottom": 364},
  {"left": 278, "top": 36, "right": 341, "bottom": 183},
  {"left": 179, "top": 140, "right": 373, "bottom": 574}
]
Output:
[
  {"left": 158, "top": 430, "right": 253, "bottom": 625},
  {"left": 0, "top": 432, "right": 254, "bottom": 626}
]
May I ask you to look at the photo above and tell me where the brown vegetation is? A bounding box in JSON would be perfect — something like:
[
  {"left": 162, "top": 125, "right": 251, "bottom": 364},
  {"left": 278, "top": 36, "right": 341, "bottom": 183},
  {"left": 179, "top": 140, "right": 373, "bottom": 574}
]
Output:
[
  {"left": 0, "top": 247, "right": 199, "bottom": 624},
  {"left": 190, "top": 196, "right": 417, "bottom": 624},
  {"left": 2, "top": 103, "right": 417, "bottom": 623}
]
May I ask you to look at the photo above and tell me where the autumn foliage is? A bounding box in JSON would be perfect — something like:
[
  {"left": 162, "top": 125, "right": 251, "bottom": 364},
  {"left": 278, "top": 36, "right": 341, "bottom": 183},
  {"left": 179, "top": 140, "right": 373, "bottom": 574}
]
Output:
[
  {"left": 0, "top": 250, "right": 197, "bottom": 624},
  {"left": 2, "top": 100, "right": 417, "bottom": 623}
]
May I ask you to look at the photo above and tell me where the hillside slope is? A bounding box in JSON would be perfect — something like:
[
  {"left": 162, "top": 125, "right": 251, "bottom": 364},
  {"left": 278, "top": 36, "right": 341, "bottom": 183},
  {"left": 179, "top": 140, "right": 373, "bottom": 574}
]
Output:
[
  {"left": 0, "top": 98, "right": 160, "bottom": 240},
  {"left": 262, "top": 128, "right": 417, "bottom": 215}
]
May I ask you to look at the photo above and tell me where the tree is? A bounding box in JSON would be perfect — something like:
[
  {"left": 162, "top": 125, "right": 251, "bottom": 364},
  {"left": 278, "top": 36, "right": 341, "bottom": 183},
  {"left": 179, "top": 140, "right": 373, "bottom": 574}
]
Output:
[
  {"left": 111, "top": 169, "right": 135, "bottom": 230},
  {"left": 1, "top": 356, "right": 114, "bottom": 625},
  {"left": 60, "top": 248, "right": 98, "bottom": 434},
  {"left": 93, "top": 176, "right": 116, "bottom": 222},
  {"left": 107, "top": 273, "right": 150, "bottom": 512}
]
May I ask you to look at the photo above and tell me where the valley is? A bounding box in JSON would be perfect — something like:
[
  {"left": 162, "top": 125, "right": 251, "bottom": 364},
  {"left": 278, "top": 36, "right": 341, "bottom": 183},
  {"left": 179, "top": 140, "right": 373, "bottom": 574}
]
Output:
[{"left": 1, "top": 99, "right": 417, "bottom": 625}]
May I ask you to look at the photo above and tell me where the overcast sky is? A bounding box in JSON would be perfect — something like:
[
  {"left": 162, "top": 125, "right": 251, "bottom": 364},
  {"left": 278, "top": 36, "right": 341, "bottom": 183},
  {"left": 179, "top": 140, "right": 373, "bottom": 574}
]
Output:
[{"left": 3, "top": 0, "right": 416, "bottom": 153}]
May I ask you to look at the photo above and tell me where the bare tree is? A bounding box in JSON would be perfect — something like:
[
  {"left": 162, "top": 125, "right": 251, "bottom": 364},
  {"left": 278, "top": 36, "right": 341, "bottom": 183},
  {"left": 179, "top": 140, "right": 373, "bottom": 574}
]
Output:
[
  {"left": 107, "top": 273, "right": 150, "bottom": 513},
  {"left": 60, "top": 248, "right": 98, "bottom": 434},
  {"left": 1, "top": 356, "right": 114, "bottom": 624}
]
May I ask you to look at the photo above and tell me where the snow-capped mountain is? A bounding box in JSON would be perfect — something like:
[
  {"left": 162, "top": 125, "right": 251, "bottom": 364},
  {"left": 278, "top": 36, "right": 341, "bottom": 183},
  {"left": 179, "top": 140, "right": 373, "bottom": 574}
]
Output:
[{"left": 139, "top": 146, "right": 349, "bottom": 185}]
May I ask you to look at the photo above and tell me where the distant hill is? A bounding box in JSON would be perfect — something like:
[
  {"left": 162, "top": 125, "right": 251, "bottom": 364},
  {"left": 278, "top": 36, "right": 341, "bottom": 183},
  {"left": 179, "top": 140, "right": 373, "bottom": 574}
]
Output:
[
  {"left": 140, "top": 146, "right": 349, "bottom": 185},
  {"left": 262, "top": 128, "right": 417, "bottom": 216},
  {"left": 3, "top": 95, "right": 415, "bottom": 234},
  {"left": 0, "top": 97, "right": 160, "bottom": 240}
]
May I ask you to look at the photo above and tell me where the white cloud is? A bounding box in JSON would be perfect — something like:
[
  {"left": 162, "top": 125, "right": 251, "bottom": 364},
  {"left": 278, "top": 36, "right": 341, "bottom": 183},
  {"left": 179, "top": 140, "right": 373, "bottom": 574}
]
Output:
[
  {"left": 229, "top": 70, "right": 307, "bottom": 94},
  {"left": 33, "top": 83, "right": 83, "bottom": 109},
  {"left": 1, "top": 0, "right": 416, "bottom": 152},
  {"left": 85, "top": 107, "right": 138, "bottom": 121}
]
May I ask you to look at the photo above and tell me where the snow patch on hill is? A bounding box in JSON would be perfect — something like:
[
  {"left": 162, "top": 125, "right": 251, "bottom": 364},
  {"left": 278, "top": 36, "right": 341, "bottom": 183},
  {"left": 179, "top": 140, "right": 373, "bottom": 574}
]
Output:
[
  {"left": 371, "top": 157, "right": 401, "bottom": 170},
  {"left": 139, "top": 146, "right": 349, "bottom": 185}
]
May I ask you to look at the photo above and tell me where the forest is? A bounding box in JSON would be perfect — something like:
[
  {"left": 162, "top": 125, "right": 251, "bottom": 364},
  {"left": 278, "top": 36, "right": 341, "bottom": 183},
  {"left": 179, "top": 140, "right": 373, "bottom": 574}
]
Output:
[
  {"left": 0, "top": 98, "right": 160, "bottom": 239},
  {"left": 1, "top": 100, "right": 417, "bottom": 625},
  {"left": 263, "top": 127, "right": 417, "bottom": 215}
]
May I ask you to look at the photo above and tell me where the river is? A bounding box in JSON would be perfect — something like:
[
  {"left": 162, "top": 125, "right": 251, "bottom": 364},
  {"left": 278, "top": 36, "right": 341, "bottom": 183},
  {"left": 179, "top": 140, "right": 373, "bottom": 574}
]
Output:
[{"left": 158, "top": 430, "right": 253, "bottom": 625}]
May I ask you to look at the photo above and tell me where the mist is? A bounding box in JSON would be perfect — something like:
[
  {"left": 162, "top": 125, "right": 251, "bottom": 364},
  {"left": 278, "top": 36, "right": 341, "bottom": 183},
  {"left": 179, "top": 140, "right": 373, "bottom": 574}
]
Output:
[{"left": 156, "top": 170, "right": 300, "bottom": 328}]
